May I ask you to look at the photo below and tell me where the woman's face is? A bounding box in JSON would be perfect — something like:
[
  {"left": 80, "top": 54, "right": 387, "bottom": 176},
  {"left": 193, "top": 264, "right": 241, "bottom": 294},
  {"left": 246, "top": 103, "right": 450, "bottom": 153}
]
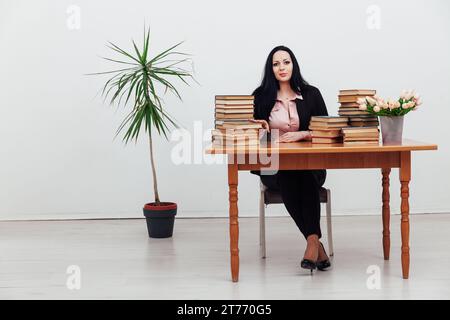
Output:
[{"left": 272, "top": 50, "right": 293, "bottom": 82}]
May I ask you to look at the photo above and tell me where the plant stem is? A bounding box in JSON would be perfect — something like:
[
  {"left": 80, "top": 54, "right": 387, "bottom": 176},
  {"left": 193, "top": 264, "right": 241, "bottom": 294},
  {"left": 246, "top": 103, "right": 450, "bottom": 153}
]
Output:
[{"left": 148, "top": 127, "right": 160, "bottom": 204}]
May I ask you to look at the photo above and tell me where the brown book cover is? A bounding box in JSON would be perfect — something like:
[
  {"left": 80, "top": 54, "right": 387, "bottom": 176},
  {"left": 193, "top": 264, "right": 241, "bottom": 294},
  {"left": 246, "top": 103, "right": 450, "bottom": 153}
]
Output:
[
  {"left": 350, "top": 121, "right": 379, "bottom": 127},
  {"left": 339, "top": 89, "right": 376, "bottom": 96},
  {"left": 342, "top": 126, "right": 379, "bottom": 131},
  {"left": 215, "top": 104, "right": 255, "bottom": 109},
  {"left": 338, "top": 107, "right": 368, "bottom": 111},
  {"left": 310, "top": 116, "right": 349, "bottom": 123},
  {"left": 215, "top": 119, "right": 251, "bottom": 124},
  {"left": 309, "top": 121, "right": 348, "bottom": 128},
  {"left": 311, "top": 130, "right": 342, "bottom": 138},
  {"left": 344, "top": 137, "right": 379, "bottom": 141},
  {"left": 215, "top": 95, "right": 254, "bottom": 100},
  {"left": 215, "top": 108, "right": 254, "bottom": 114},
  {"left": 349, "top": 116, "right": 378, "bottom": 121},
  {"left": 212, "top": 139, "right": 259, "bottom": 146},
  {"left": 213, "top": 137, "right": 259, "bottom": 143},
  {"left": 338, "top": 95, "right": 374, "bottom": 103},
  {"left": 339, "top": 102, "right": 361, "bottom": 107},
  {"left": 343, "top": 134, "right": 380, "bottom": 139},
  {"left": 312, "top": 137, "right": 343, "bottom": 144},
  {"left": 342, "top": 129, "right": 379, "bottom": 134},
  {"left": 215, "top": 100, "right": 254, "bottom": 105},
  {"left": 222, "top": 123, "right": 262, "bottom": 129},
  {"left": 343, "top": 140, "right": 379, "bottom": 145},
  {"left": 212, "top": 128, "right": 259, "bottom": 134},
  {"left": 338, "top": 111, "right": 371, "bottom": 116},
  {"left": 309, "top": 125, "right": 349, "bottom": 131},
  {"left": 215, "top": 113, "right": 253, "bottom": 119}
]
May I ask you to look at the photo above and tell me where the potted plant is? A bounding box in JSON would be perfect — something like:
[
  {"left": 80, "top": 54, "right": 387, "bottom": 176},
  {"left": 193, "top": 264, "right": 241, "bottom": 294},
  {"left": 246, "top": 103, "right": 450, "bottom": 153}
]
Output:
[
  {"left": 91, "top": 27, "right": 197, "bottom": 238},
  {"left": 357, "top": 89, "right": 422, "bottom": 144}
]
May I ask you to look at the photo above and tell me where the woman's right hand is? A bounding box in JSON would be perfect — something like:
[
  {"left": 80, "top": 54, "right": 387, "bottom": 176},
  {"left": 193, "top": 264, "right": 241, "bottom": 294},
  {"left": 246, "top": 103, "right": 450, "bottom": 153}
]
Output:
[{"left": 249, "top": 119, "right": 270, "bottom": 132}]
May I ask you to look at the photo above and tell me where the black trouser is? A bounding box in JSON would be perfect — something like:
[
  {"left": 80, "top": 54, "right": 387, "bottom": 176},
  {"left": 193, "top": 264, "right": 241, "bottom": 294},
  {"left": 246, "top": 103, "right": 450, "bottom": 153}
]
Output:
[{"left": 261, "top": 170, "right": 324, "bottom": 239}]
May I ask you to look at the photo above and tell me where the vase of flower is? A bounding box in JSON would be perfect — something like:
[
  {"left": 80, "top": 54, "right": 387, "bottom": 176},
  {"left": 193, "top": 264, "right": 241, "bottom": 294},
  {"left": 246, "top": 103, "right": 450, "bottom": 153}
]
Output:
[
  {"left": 357, "top": 89, "right": 422, "bottom": 145},
  {"left": 379, "top": 115, "right": 404, "bottom": 144}
]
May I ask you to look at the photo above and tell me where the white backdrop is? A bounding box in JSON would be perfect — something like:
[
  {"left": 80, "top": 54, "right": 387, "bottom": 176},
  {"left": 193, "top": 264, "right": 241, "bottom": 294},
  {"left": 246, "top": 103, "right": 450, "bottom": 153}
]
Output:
[{"left": 1, "top": 0, "right": 449, "bottom": 220}]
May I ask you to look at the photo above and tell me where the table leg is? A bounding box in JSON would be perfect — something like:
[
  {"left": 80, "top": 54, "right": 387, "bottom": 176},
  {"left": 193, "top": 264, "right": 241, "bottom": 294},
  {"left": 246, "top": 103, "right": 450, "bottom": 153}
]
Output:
[
  {"left": 382, "top": 168, "right": 391, "bottom": 260},
  {"left": 400, "top": 152, "right": 411, "bottom": 279},
  {"left": 228, "top": 162, "right": 239, "bottom": 282}
]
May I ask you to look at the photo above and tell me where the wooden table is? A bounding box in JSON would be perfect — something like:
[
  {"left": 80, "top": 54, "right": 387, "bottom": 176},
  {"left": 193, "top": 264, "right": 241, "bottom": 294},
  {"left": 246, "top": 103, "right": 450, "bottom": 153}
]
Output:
[{"left": 205, "top": 139, "right": 438, "bottom": 282}]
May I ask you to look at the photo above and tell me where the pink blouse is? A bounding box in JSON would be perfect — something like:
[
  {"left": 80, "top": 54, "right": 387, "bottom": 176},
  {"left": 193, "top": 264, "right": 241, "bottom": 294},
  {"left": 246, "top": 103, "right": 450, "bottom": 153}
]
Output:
[{"left": 269, "top": 92, "right": 303, "bottom": 137}]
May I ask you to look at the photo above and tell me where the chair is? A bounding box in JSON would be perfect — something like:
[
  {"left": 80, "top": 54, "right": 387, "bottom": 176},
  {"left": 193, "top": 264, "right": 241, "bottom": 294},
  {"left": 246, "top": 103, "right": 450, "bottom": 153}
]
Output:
[{"left": 259, "top": 180, "right": 334, "bottom": 259}]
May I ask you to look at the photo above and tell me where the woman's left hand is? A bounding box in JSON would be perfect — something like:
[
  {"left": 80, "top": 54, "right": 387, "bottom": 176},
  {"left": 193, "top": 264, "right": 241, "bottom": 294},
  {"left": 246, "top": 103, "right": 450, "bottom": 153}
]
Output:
[{"left": 275, "top": 131, "right": 308, "bottom": 143}]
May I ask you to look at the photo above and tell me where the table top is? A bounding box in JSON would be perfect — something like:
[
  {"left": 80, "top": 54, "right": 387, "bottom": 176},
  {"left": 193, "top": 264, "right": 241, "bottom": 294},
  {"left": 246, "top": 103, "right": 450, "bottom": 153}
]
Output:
[{"left": 205, "top": 139, "right": 438, "bottom": 155}]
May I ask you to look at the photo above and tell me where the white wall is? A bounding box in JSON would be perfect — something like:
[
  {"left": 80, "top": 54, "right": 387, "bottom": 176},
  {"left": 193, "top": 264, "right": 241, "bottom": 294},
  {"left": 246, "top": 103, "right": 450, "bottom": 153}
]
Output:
[{"left": 1, "top": 0, "right": 449, "bottom": 220}]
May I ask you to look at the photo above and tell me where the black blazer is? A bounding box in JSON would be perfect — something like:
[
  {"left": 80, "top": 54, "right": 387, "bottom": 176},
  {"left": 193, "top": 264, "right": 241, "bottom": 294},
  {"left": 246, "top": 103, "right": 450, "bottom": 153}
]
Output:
[{"left": 250, "top": 84, "right": 328, "bottom": 187}]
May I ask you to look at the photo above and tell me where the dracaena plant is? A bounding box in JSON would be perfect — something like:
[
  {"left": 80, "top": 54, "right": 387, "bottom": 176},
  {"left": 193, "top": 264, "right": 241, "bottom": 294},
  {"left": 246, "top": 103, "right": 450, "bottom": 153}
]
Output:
[{"left": 90, "top": 27, "right": 197, "bottom": 205}]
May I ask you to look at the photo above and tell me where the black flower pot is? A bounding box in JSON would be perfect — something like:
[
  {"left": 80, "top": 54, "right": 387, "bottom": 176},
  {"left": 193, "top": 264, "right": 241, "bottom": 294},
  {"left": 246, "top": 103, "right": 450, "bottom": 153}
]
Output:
[{"left": 143, "top": 202, "right": 177, "bottom": 238}]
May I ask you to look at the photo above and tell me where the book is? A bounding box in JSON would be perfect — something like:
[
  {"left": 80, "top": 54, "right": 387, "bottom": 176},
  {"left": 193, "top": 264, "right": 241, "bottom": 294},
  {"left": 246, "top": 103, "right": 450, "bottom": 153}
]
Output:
[
  {"left": 215, "top": 113, "right": 253, "bottom": 119},
  {"left": 309, "top": 125, "right": 350, "bottom": 131},
  {"left": 344, "top": 137, "right": 379, "bottom": 141},
  {"left": 309, "top": 121, "right": 348, "bottom": 128},
  {"left": 339, "top": 102, "right": 361, "bottom": 107},
  {"left": 215, "top": 99, "right": 254, "bottom": 105},
  {"left": 339, "top": 89, "right": 376, "bottom": 96},
  {"left": 212, "top": 130, "right": 258, "bottom": 139},
  {"left": 310, "top": 116, "right": 349, "bottom": 123},
  {"left": 350, "top": 121, "right": 379, "bottom": 127},
  {"left": 215, "top": 119, "right": 251, "bottom": 124},
  {"left": 212, "top": 139, "right": 259, "bottom": 146},
  {"left": 212, "top": 133, "right": 259, "bottom": 140},
  {"left": 343, "top": 140, "right": 379, "bottom": 145},
  {"left": 338, "top": 111, "right": 372, "bottom": 116},
  {"left": 343, "top": 134, "right": 380, "bottom": 140},
  {"left": 342, "top": 126, "right": 380, "bottom": 131},
  {"left": 215, "top": 108, "right": 254, "bottom": 114},
  {"left": 338, "top": 106, "right": 361, "bottom": 110},
  {"left": 338, "top": 94, "right": 376, "bottom": 103},
  {"left": 311, "top": 130, "right": 342, "bottom": 138},
  {"left": 312, "top": 137, "right": 343, "bottom": 144},
  {"left": 213, "top": 137, "right": 259, "bottom": 144},
  {"left": 215, "top": 104, "right": 255, "bottom": 109},
  {"left": 349, "top": 116, "right": 378, "bottom": 121},
  {"left": 215, "top": 95, "right": 254, "bottom": 100},
  {"left": 221, "top": 122, "right": 262, "bottom": 129},
  {"left": 212, "top": 128, "right": 259, "bottom": 134},
  {"left": 342, "top": 132, "right": 379, "bottom": 137}
]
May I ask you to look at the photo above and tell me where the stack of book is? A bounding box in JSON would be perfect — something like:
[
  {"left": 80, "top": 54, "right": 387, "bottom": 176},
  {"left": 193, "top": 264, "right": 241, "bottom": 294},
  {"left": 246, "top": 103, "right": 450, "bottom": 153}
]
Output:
[
  {"left": 215, "top": 95, "right": 255, "bottom": 129},
  {"left": 309, "top": 116, "right": 349, "bottom": 144},
  {"left": 342, "top": 126, "right": 380, "bottom": 145},
  {"left": 338, "top": 89, "right": 376, "bottom": 116},
  {"left": 212, "top": 95, "right": 262, "bottom": 147},
  {"left": 211, "top": 126, "right": 261, "bottom": 147}
]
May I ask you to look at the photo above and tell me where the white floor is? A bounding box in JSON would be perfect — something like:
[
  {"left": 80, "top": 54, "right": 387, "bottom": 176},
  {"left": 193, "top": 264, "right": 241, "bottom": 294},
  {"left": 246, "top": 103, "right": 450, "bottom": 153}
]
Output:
[{"left": 1, "top": 214, "right": 449, "bottom": 300}]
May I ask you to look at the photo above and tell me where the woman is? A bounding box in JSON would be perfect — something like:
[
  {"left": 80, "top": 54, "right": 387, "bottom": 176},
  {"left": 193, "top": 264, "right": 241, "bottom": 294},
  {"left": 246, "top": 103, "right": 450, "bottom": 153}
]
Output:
[{"left": 250, "top": 45, "right": 331, "bottom": 272}]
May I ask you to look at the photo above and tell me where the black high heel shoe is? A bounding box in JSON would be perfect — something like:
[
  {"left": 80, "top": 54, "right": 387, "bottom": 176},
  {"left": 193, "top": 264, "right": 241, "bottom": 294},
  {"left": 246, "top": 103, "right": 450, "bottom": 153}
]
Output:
[
  {"left": 300, "top": 258, "right": 317, "bottom": 274},
  {"left": 300, "top": 242, "right": 318, "bottom": 273},
  {"left": 317, "top": 242, "right": 331, "bottom": 271}
]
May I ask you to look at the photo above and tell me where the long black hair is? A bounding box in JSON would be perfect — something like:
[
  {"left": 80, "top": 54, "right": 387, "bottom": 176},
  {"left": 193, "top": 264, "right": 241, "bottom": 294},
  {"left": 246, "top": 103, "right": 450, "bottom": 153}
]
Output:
[{"left": 252, "top": 46, "right": 309, "bottom": 119}]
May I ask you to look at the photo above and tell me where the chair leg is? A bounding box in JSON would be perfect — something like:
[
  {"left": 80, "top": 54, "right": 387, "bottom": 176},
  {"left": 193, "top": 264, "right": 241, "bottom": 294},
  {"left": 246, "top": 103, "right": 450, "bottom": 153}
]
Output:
[
  {"left": 325, "top": 188, "right": 334, "bottom": 257},
  {"left": 259, "top": 187, "right": 266, "bottom": 259}
]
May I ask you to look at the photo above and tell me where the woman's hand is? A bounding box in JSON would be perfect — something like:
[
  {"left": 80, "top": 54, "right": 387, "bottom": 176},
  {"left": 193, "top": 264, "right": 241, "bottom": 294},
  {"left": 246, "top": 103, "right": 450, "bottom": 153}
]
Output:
[
  {"left": 249, "top": 119, "right": 270, "bottom": 132},
  {"left": 276, "top": 131, "right": 310, "bottom": 143}
]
